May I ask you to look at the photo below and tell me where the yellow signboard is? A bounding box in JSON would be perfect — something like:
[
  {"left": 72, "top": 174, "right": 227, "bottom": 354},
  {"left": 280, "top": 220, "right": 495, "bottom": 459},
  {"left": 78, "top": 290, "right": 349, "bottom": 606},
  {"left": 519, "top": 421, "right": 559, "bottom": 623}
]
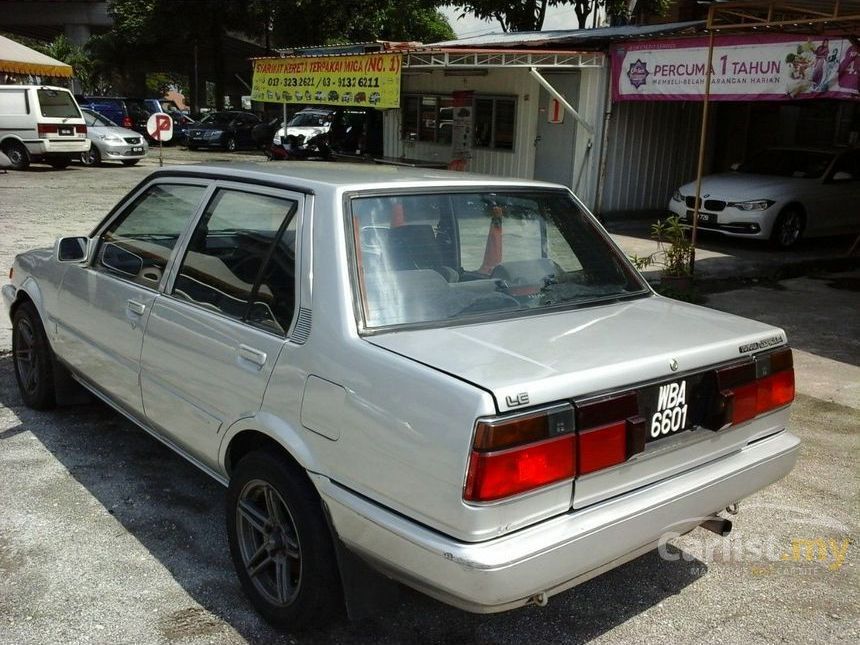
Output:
[{"left": 251, "top": 53, "right": 402, "bottom": 109}]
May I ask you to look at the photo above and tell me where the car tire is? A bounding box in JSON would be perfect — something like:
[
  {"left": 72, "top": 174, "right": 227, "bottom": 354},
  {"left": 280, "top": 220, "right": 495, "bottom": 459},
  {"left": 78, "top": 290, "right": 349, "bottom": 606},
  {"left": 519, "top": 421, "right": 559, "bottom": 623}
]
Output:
[
  {"left": 3, "top": 140, "right": 30, "bottom": 170},
  {"left": 121, "top": 159, "right": 139, "bottom": 166},
  {"left": 12, "top": 301, "right": 56, "bottom": 410},
  {"left": 226, "top": 451, "right": 341, "bottom": 630},
  {"left": 81, "top": 147, "right": 101, "bottom": 166},
  {"left": 770, "top": 206, "right": 804, "bottom": 250},
  {"left": 48, "top": 157, "right": 71, "bottom": 169},
  {"left": 226, "top": 136, "right": 237, "bottom": 152}
]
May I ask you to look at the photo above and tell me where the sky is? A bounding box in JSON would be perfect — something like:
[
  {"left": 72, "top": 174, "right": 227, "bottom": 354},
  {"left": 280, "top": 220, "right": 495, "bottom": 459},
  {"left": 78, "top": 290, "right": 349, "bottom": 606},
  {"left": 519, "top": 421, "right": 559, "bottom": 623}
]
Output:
[{"left": 439, "top": 5, "right": 608, "bottom": 38}]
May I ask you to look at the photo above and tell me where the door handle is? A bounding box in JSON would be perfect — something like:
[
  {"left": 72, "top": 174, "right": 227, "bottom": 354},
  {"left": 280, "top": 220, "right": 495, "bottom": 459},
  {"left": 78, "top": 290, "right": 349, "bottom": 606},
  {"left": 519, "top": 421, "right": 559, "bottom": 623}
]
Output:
[
  {"left": 239, "top": 344, "right": 267, "bottom": 367},
  {"left": 127, "top": 299, "right": 146, "bottom": 315}
]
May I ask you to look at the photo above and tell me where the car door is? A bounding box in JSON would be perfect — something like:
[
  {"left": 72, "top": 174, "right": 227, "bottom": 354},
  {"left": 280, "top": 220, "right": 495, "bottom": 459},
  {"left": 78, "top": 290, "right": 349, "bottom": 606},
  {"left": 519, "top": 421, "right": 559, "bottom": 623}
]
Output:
[
  {"left": 55, "top": 180, "right": 210, "bottom": 415},
  {"left": 823, "top": 151, "right": 860, "bottom": 234},
  {"left": 139, "top": 183, "right": 302, "bottom": 469}
]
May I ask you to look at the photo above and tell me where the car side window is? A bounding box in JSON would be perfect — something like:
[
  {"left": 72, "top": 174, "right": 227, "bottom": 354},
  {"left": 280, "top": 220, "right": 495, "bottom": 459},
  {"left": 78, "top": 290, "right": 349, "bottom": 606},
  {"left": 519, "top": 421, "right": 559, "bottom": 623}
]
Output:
[
  {"left": 98, "top": 184, "right": 207, "bottom": 288},
  {"left": 171, "top": 189, "right": 298, "bottom": 333}
]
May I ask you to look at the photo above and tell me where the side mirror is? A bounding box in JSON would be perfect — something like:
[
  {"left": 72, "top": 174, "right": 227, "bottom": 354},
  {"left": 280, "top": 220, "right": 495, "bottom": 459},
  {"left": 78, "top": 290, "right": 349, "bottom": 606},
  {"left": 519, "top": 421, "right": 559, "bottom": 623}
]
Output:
[
  {"left": 832, "top": 171, "right": 853, "bottom": 182},
  {"left": 100, "top": 242, "right": 143, "bottom": 277},
  {"left": 730, "top": 162, "right": 741, "bottom": 171},
  {"left": 57, "top": 236, "right": 89, "bottom": 262}
]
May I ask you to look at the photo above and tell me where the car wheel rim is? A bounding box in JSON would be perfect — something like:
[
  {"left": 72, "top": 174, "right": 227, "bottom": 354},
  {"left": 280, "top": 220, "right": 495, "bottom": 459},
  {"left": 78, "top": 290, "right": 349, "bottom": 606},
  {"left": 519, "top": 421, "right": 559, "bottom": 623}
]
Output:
[
  {"left": 14, "top": 318, "right": 39, "bottom": 395},
  {"left": 8, "top": 148, "right": 23, "bottom": 164},
  {"left": 228, "top": 138, "right": 236, "bottom": 151},
  {"left": 83, "top": 150, "right": 97, "bottom": 165},
  {"left": 236, "top": 479, "right": 302, "bottom": 607},
  {"left": 780, "top": 213, "right": 801, "bottom": 246}
]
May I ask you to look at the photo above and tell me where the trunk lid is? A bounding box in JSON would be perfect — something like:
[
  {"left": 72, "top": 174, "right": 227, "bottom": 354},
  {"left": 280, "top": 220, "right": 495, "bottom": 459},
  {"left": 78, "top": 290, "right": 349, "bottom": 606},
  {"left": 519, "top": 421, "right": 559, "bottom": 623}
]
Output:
[{"left": 368, "top": 295, "right": 790, "bottom": 508}]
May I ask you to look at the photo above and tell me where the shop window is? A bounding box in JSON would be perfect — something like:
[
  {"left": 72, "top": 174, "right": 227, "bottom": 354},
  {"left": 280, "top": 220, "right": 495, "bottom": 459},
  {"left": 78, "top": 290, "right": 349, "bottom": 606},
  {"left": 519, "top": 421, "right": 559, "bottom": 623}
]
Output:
[
  {"left": 473, "top": 97, "right": 516, "bottom": 150},
  {"left": 402, "top": 94, "right": 462, "bottom": 144}
]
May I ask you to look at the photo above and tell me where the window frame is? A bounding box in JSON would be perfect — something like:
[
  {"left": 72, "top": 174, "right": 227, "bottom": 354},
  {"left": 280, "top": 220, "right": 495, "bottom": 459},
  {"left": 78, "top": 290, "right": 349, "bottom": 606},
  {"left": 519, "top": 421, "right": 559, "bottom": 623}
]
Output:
[
  {"left": 90, "top": 178, "right": 214, "bottom": 293},
  {"left": 162, "top": 181, "right": 305, "bottom": 339},
  {"left": 342, "top": 187, "right": 651, "bottom": 336},
  {"left": 401, "top": 92, "right": 516, "bottom": 151},
  {"left": 472, "top": 95, "right": 517, "bottom": 151}
]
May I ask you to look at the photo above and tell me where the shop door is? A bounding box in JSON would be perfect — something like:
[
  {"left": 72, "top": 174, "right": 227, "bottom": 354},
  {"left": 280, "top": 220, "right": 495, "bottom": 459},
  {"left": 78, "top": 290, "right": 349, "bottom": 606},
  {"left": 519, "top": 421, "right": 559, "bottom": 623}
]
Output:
[{"left": 533, "top": 72, "right": 580, "bottom": 187}]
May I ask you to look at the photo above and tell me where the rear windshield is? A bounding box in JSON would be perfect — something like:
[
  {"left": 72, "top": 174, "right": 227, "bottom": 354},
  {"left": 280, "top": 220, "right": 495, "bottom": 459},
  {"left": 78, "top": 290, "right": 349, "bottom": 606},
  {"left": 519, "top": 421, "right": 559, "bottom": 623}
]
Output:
[
  {"left": 37, "top": 89, "right": 80, "bottom": 118},
  {"left": 350, "top": 190, "right": 648, "bottom": 330},
  {"left": 288, "top": 112, "right": 331, "bottom": 127}
]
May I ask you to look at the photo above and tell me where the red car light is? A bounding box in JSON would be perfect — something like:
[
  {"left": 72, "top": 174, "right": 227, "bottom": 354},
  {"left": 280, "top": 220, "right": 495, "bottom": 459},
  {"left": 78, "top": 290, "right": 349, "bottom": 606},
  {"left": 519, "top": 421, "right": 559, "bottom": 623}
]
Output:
[
  {"left": 464, "top": 434, "right": 576, "bottom": 502},
  {"left": 717, "top": 348, "right": 794, "bottom": 426},
  {"left": 122, "top": 116, "right": 133, "bottom": 128},
  {"left": 75, "top": 125, "right": 87, "bottom": 135},
  {"left": 37, "top": 124, "right": 58, "bottom": 136},
  {"left": 575, "top": 392, "right": 645, "bottom": 475}
]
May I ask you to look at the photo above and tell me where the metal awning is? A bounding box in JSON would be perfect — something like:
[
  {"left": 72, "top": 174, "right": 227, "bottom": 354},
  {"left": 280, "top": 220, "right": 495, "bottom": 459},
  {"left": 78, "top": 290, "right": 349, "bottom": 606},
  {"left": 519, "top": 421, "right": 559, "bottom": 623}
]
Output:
[
  {"left": 403, "top": 49, "right": 604, "bottom": 69},
  {"left": 688, "top": 0, "right": 860, "bottom": 270},
  {"left": 706, "top": 0, "right": 860, "bottom": 33}
]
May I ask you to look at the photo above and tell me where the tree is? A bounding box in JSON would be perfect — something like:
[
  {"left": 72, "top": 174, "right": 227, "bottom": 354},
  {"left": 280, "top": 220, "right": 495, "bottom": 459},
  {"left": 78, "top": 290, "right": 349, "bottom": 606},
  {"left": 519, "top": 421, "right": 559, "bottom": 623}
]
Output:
[
  {"left": 269, "top": 1, "right": 454, "bottom": 48},
  {"left": 451, "top": 1, "right": 566, "bottom": 32},
  {"left": 36, "top": 34, "right": 111, "bottom": 93}
]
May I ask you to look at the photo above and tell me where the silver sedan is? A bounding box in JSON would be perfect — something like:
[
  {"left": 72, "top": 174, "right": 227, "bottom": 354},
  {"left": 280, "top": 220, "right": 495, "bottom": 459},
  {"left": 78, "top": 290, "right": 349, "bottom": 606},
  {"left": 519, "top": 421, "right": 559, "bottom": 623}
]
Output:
[{"left": 80, "top": 107, "right": 148, "bottom": 166}]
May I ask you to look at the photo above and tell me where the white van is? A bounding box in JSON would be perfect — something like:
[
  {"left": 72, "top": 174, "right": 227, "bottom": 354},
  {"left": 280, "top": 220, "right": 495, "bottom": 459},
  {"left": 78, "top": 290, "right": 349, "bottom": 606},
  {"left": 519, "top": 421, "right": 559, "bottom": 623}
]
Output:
[{"left": 0, "top": 85, "right": 90, "bottom": 170}]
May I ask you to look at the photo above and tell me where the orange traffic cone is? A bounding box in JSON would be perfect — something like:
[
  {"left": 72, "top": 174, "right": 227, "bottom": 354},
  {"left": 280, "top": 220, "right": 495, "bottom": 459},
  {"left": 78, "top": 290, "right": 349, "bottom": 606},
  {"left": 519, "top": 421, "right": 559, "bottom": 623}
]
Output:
[{"left": 478, "top": 206, "right": 503, "bottom": 275}]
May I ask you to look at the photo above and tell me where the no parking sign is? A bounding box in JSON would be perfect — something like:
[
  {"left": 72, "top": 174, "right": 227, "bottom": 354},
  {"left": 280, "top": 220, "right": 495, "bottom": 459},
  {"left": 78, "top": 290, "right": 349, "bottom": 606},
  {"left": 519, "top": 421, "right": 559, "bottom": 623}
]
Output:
[{"left": 146, "top": 113, "right": 173, "bottom": 167}]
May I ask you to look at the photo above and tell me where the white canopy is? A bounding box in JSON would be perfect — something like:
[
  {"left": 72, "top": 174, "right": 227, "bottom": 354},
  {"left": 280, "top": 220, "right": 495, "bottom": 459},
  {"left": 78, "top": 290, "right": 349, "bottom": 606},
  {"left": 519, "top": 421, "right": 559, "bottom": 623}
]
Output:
[{"left": 0, "top": 34, "right": 73, "bottom": 78}]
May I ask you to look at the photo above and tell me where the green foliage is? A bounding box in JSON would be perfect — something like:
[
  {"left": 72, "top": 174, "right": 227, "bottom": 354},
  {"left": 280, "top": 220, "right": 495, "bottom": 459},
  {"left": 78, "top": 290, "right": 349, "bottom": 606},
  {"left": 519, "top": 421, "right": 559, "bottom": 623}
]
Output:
[
  {"left": 450, "top": 1, "right": 564, "bottom": 31},
  {"left": 629, "top": 215, "right": 694, "bottom": 278},
  {"left": 34, "top": 34, "right": 111, "bottom": 93},
  {"left": 270, "top": 1, "right": 454, "bottom": 47}
]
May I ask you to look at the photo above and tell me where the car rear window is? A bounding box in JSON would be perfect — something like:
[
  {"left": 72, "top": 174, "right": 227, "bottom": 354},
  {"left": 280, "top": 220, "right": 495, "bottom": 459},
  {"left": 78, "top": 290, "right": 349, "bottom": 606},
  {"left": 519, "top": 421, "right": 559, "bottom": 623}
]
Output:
[
  {"left": 37, "top": 89, "right": 80, "bottom": 118},
  {"left": 350, "top": 190, "right": 648, "bottom": 330}
]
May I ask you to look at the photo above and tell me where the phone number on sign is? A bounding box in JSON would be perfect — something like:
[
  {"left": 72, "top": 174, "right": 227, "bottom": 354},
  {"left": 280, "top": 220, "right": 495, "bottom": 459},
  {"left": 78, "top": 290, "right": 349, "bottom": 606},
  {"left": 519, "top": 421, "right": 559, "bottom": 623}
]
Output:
[{"left": 266, "top": 76, "right": 381, "bottom": 89}]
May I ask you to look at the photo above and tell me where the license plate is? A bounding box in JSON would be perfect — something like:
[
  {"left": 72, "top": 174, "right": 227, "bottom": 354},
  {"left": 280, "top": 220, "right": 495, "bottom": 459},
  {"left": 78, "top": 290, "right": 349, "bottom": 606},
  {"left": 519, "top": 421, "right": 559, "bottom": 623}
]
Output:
[
  {"left": 638, "top": 373, "right": 715, "bottom": 443},
  {"left": 684, "top": 210, "right": 714, "bottom": 225},
  {"left": 59, "top": 127, "right": 72, "bottom": 136}
]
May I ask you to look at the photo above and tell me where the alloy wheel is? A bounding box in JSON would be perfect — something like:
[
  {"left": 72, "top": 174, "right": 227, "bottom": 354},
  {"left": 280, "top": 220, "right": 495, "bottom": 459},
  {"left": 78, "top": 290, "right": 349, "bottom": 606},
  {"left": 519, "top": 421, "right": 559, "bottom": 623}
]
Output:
[
  {"left": 14, "top": 317, "right": 39, "bottom": 395},
  {"left": 236, "top": 479, "right": 302, "bottom": 607},
  {"left": 778, "top": 211, "right": 802, "bottom": 248}
]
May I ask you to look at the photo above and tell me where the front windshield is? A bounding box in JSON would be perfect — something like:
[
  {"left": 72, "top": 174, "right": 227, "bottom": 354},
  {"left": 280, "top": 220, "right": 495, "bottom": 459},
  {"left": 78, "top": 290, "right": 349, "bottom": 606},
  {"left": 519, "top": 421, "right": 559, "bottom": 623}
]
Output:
[
  {"left": 288, "top": 112, "right": 330, "bottom": 127},
  {"left": 351, "top": 191, "right": 647, "bottom": 329},
  {"left": 201, "top": 112, "right": 232, "bottom": 126},
  {"left": 83, "top": 109, "right": 116, "bottom": 127},
  {"left": 738, "top": 149, "right": 834, "bottom": 178}
]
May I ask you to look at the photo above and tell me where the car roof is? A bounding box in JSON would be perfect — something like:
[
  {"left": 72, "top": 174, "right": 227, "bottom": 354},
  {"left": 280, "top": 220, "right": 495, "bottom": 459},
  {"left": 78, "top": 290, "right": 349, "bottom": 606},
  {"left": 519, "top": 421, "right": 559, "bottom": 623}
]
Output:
[{"left": 153, "top": 162, "right": 569, "bottom": 195}]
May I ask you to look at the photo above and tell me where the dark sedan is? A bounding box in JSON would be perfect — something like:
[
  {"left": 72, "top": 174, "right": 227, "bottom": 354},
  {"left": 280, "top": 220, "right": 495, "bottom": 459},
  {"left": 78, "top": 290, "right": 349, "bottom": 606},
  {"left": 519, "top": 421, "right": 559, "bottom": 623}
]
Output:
[{"left": 185, "top": 111, "right": 261, "bottom": 151}]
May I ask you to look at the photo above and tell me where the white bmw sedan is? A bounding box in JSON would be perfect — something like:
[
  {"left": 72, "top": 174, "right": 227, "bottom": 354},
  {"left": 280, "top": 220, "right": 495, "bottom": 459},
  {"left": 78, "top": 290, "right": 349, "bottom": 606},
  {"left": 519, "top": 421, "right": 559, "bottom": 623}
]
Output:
[{"left": 668, "top": 147, "right": 859, "bottom": 248}]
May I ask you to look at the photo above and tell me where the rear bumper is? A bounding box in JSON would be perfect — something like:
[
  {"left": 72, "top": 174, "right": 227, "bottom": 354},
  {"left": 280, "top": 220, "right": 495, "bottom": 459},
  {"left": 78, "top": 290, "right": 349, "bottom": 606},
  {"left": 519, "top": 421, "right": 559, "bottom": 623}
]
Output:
[
  {"left": 26, "top": 138, "right": 90, "bottom": 155},
  {"left": 317, "top": 430, "right": 799, "bottom": 613}
]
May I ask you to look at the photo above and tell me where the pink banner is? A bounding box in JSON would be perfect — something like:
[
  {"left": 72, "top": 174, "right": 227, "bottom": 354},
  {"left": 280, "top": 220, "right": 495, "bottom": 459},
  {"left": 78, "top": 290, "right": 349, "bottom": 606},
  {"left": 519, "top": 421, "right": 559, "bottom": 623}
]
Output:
[{"left": 612, "top": 34, "right": 860, "bottom": 102}]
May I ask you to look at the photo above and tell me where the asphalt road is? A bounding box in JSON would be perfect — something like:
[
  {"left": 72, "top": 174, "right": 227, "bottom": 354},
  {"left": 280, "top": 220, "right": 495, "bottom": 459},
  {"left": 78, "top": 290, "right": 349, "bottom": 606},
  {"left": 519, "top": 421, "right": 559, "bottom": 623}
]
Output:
[{"left": 0, "top": 151, "right": 858, "bottom": 644}]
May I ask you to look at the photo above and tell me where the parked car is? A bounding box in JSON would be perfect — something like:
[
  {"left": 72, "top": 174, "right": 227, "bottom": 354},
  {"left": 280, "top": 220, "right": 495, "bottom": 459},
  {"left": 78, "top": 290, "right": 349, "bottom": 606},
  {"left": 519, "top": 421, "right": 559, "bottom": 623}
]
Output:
[
  {"left": 76, "top": 96, "right": 153, "bottom": 141},
  {"left": 271, "top": 107, "right": 334, "bottom": 146},
  {"left": 0, "top": 84, "right": 90, "bottom": 170},
  {"left": 4, "top": 164, "right": 799, "bottom": 629},
  {"left": 79, "top": 108, "right": 147, "bottom": 166},
  {"left": 669, "top": 146, "right": 860, "bottom": 249},
  {"left": 141, "top": 98, "right": 195, "bottom": 145},
  {"left": 185, "top": 111, "right": 261, "bottom": 151}
]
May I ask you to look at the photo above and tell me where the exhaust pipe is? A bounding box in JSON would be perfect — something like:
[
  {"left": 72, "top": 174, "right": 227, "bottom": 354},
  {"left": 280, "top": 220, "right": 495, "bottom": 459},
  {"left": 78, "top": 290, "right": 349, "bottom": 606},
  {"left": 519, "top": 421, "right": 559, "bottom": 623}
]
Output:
[{"left": 700, "top": 516, "right": 733, "bottom": 537}]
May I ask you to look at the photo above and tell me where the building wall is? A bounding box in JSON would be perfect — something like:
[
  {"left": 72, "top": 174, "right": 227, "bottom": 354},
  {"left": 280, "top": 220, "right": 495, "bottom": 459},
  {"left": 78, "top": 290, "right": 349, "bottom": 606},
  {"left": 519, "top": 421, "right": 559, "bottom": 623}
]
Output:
[
  {"left": 600, "top": 100, "right": 703, "bottom": 215},
  {"left": 383, "top": 65, "right": 607, "bottom": 210}
]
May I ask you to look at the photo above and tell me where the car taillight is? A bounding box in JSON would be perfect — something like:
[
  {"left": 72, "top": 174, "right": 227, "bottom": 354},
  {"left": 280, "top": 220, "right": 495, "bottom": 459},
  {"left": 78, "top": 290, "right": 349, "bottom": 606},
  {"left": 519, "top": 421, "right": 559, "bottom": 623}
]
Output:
[
  {"left": 75, "top": 125, "right": 87, "bottom": 135},
  {"left": 122, "top": 116, "right": 133, "bottom": 128},
  {"left": 464, "top": 348, "right": 793, "bottom": 503},
  {"left": 37, "top": 124, "right": 58, "bottom": 136},
  {"left": 574, "top": 393, "right": 646, "bottom": 475},
  {"left": 716, "top": 348, "right": 794, "bottom": 426},
  {"left": 464, "top": 407, "right": 575, "bottom": 502}
]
